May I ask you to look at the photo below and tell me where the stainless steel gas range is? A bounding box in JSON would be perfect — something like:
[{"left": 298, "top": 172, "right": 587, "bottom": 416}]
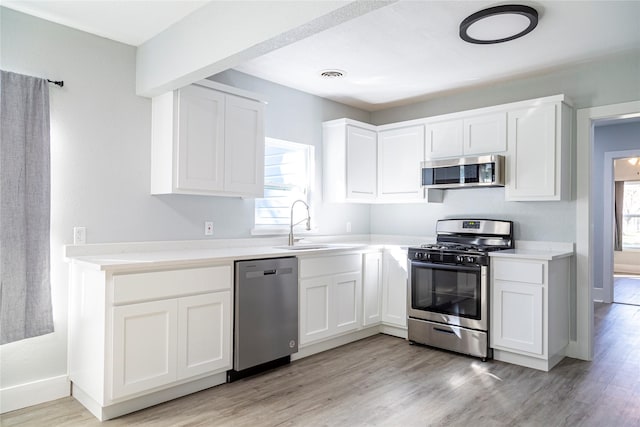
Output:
[{"left": 407, "top": 218, "right": 513, "bottom": 361}]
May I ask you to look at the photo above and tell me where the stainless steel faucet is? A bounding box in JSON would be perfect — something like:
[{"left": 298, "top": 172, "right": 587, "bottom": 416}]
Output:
[{"left": 288, "top": 199, "right": 311, "bottom": 246}]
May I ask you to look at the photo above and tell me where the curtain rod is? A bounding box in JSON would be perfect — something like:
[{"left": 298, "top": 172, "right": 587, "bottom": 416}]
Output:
[{"left": 47, "top": 79, "right": 64, "bottom": 87}]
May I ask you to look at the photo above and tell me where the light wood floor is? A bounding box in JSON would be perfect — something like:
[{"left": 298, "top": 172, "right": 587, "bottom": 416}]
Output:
[
  {"left": 614, "top": 275, "right": 640, "bottom": 305},
  {"left": 3, "top": 303, "right": 640, "bottom": 426}
]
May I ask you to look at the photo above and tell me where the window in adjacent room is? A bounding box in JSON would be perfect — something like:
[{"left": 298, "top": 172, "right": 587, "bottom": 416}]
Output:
[
  {"left": 254, "top": 137, "right": 315, "bottom": 232},
  {"left": 622, "top": 180, "right": 640, "bottom": 249}
]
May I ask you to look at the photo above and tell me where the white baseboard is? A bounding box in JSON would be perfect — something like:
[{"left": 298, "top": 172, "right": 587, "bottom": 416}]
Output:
[
  {"left": 0, "top": 375, "right": 70, "bottom": 414},
  {"left": 614, "top": 264, "right": 640, "bottom": 275}
]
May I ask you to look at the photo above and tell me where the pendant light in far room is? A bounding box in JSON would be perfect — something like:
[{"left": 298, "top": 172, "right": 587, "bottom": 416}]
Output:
[{"left": 460, "top": 4, "right": 539, "bottom": 44}]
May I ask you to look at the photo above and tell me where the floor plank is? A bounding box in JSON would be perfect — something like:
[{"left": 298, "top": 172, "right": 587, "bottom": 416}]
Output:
[
  {"left": 2, "top": 303, "right": 639, "bottom": 426},
  {"left": 614, "top": 275, "right": 640, "bottom": 306}
]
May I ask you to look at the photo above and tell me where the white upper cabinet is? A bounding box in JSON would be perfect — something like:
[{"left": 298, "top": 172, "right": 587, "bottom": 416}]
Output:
[
  {"left": 377, "top": 125, "right": 425, "bottom": 201},
  {"left": 323, "top": 119, "right": 377, "bottom": 203},
  {"left": 505, "top": 100, "right": 571, "bottom": 201},
  {"left": 425, "top": 119, "right": 463, "bottom": 159},
  {"left": 151, "top": 81, "right": 265, "bottom": 198},
  {"left": 176, "top": 85, "right": 225, "bottom": 192},
  {"left": 425, "top": 112, "right": 506, "bottom": 160},
  {"left": 323, "top": 95, "right": 570, "bottom": 203},
  {"left": 463, "top": 112, "right": 507, "bottom": 155},
  {"left": 346, "top": 125, "right": 377, "bottom": 200},
  {"left": 223, "top": 94, "right": 265, "bottom": 196}
]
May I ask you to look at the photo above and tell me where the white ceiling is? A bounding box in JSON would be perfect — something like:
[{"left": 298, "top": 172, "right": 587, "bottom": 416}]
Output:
[
  {"left": 235, "top": 0, "right": 640, "bottom": 110},
  {"left": 1, "top": 0, "right": 211, "bottom": 46},
  {"left": 3, "top": 1, "right": 640, "bottom": 111}
]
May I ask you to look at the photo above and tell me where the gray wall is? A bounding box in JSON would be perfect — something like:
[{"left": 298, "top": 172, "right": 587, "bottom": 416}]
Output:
[
  {"left": 592, "top": 121, "right": 640, "bottom": 290},
  {"left": 370, "top": 190, "right": 576, "bottom": 242}
]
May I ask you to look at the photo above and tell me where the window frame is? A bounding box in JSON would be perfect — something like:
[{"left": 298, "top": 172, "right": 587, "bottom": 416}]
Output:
[
  {"left": 252, "top": 137, "right": 315, "bottom": 235},
  {"left": 622, "top": 180, "right": 640, "bottom": 251}
]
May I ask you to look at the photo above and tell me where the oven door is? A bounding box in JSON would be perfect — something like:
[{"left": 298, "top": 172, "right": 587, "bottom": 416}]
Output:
[{"left": 408, "top": 260, "right": 487, "bottom": 331}]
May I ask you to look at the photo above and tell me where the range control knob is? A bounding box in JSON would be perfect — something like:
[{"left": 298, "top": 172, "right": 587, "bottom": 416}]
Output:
[
  {"left": 456, "top": 255, "right": 464, "bottom": 263},
  {"left": 466, "top": 256, "right": 475, "bottom": 263},
  {"left": 415, "top": 252, "right": 424, "bottom": 260}
]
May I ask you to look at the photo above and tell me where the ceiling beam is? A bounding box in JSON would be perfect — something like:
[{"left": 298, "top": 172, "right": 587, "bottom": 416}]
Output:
[{"left": 136, "top": 0, "right": 395, "bottom": 97}]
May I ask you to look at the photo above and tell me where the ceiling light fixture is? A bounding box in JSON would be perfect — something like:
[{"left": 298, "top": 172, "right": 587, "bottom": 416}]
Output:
[
  {"left": 460, "top": 4, "right": 538, "bottom": 44},
  {"left": 320, "top": 69, "right": 346, "bottom": 79},
  {"left": 628, "top": 157, "right": 639, "bottom": 166}
]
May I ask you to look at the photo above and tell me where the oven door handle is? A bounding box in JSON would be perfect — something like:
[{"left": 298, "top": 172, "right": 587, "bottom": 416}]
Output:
[{"left": 410, "top": 261, "right": 482, "bottom": 272}]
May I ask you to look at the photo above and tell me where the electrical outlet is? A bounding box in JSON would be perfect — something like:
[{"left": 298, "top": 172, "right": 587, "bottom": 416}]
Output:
[
  {"left": 346, "top": 222, "right": 352, "bottom": 233},
  {"left": 73, "top": 226, "right": 86, "bottom": 244},
  {"left": 204, "top": 221, "right": 214, "bottom": 236}
]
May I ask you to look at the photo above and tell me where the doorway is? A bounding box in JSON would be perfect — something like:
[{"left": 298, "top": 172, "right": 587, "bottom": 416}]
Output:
[
  {"left": 576, "top": 100, "right": 640, "bottom": 361},
  {"left": 613, "top": 157, "right": 640, "bottom": 305},
  {"left": 602, "top": 148, "right": 640, "bottom": 305}
]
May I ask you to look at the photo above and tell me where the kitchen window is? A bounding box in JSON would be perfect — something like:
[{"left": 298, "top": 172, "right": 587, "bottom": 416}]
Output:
[
  {"left": 254, "top": 138, "right": 314, "bottom": 232},
  {"left": 622, "top": 180, "right": 640, "bottom": 249}
]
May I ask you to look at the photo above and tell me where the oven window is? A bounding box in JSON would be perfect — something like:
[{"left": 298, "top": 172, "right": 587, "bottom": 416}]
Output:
[{"left": 411, "top": 264, "right": 481, "bottom": 319}]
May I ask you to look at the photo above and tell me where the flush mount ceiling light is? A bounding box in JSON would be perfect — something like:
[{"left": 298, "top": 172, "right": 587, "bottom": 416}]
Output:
[
  {"left": 319, "top": 69, "right": 346, "bottom": 79},
  {"left": 460, "top": 4, "right": 538, "bottom": 44}
]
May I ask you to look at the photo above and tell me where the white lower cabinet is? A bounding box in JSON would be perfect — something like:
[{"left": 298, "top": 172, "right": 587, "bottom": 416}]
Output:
[
  {"left": 299, "top": 254, "right": 362, "bottom": 345},
  {"left": 381, "top": 247, "right": 408, "bottom": 328},
  {"left": 362, "top": 251, "right": 382, "bottom": 326},
  {"left": 112, "top": 299, "right": 178, "bottom": 399},
  {"left": 177, "top": 292, "right": 231, "bottom": 380},
  {"left": 68, "top": 264, "right": 232, "bottom": 420},
  {"left": 491, "top": 281, "right": 543, "bottom": 355},
  {"left": 490, "top": 255, "right": 570, "bottom": 371}
]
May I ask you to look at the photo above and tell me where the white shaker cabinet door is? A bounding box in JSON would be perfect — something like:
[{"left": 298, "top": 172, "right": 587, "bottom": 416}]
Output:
[
  {"left": 176, "top": 85, "right": 225, "bottom": 192},
  {"left": 425, "top": 119, "right": 463, "bottom": 159},
  {"left": 492, "top": 280, "right": 544, "bottom": 355},
  {"left": 299, "top": 277, "right": 332, "bottom": 345},
  {"left": 333, "top": 271, "right": 362, "bottom": 335},
  {"left": 463, "top": 112, "right": 507, "bottom": 155},
  {"left": 177, "top": 291, "right": 232, "bottom": 380},
  {"left": 381, "top": 249, "right": 408, "bottom": 328},
  {"left": 346, "top": 125, "right": 377, "bottom": 200},
  {"left": 112, "top": 300, "right": 178, "bottom": 400},
  {"left": 223, "top": 94, "right": 265, "bottom": 196},
  {"left": 378, "top": 125, "right": 425, "bottom": 201},
  {"left": 363, "top": 252, "right": 383, "bottom": 326},
  {"left": 505, "top": 104, "right": 558, "bottom": 200}
]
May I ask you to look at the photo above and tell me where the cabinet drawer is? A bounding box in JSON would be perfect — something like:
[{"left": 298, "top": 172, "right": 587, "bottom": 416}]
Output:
[
  {"left": 493, "top": 259, "right": 544, "bottom": 284},
  {"left": 300, "top": 254, "right": 362, "bottom": 278},
  {"left": 113, "top": 265, "right": 232, "bottom": 304}
]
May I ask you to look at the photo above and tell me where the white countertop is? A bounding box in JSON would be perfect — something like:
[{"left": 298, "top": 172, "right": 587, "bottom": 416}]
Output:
[
  {"left": 65, "top": 236, "right": 574, "bottom": 272},
  {"left": 489, "top": 248, "right": 573, "bottom": 261},
  {"left": 67, "top": 243, "right": 374, "bottom": 272},
  {"left": 489, "top": 240, "right": 574, "bottom": 261}
]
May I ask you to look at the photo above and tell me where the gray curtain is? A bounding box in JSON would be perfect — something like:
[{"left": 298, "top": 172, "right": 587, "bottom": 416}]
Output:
[
  {"left": 614, "top": 180, "right": 624, "bottom": 252},
  {"left": 0, "top": 70, "right": 53, "bottom": 344}
]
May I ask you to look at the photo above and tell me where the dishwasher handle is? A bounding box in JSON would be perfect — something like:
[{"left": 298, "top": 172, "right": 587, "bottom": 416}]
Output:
[{"left": 245, "top": 267, "right": 294, "bottom": 279}]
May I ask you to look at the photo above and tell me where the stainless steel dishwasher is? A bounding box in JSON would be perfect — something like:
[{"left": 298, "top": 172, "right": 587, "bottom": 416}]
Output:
[{"left": 228, "top": 256, "right": 298, "bottom": 381}]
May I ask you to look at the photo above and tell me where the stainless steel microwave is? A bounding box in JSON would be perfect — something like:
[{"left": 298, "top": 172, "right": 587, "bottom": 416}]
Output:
[{"left": 421, "top": 155, "right": 505, "bottom": 189}]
